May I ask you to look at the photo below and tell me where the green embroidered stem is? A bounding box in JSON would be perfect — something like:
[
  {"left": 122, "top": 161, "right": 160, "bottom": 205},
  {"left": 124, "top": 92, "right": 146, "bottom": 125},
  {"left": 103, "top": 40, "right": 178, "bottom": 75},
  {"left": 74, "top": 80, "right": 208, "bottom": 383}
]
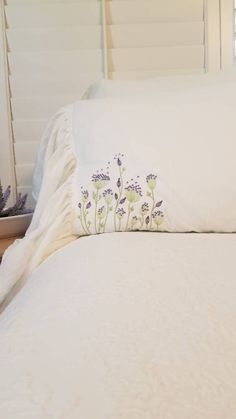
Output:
[
  {"left": 114, "top": 165, "right": 123, "bottom": 231},
  {"left": 125, "top": 203, "right": 132, "bottom": 231},
  {"left": 140, "top": 214, "right": 144, "bottom": 230},
  {"left": 82, "top": 202, "right": 90, "bottom": 234},
  {"left": 149, "top": 190, "right": 155, "bottom": 230},
  {"left": 103, "top": 202, "right": 110, "bottom": 233},
  {"left": 94, "top": 190, "right": 99, "bottom": 234},
  {"left": 79, "top": 208, "right": 88, "bottom": 235}
]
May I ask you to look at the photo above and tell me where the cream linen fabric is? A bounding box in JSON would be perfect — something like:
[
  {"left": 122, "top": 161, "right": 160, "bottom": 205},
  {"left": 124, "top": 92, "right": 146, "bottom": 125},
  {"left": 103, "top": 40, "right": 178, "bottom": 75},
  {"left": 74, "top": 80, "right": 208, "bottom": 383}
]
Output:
[
  {"left": 0, "top": 232, "right": 236, "bottom": 419},
  {"left": 0, "top": 107, "right": 78, "bottom": 308},
  {"left": 1, "top": 93, "right": 236, "bottom": 307}
]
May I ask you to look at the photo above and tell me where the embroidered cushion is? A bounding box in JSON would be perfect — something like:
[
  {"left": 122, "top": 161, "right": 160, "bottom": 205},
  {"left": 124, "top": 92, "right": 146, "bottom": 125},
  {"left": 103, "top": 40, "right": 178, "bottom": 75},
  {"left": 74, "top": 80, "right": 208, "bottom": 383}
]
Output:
[{"left": 71, "top": 97, "right": 236, "bottom": 235}]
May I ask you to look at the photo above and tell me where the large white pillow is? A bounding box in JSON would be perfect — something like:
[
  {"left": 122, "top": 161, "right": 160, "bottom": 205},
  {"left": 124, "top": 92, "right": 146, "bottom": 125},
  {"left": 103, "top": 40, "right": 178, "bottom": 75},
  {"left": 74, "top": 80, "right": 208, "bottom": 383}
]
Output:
[
  {"left": 87, "top": 72, "right": 236, "bottom": 100},
  {"left": 71, "top": 96, "right": 236, "bottom": 235}
]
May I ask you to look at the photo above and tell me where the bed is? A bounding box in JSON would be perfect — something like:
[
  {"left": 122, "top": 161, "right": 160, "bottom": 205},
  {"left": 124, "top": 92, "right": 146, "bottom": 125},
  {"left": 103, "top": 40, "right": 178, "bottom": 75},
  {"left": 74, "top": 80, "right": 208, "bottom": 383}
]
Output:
[{"left": 1, "top": 76, "right": 236, "bottom": 419}]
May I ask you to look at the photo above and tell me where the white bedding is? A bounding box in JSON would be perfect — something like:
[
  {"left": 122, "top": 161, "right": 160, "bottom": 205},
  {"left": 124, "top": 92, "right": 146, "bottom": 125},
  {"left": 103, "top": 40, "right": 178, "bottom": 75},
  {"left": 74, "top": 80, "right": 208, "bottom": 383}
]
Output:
[{"left": 1, "top": 232, "right": 236, "bottom": 419}]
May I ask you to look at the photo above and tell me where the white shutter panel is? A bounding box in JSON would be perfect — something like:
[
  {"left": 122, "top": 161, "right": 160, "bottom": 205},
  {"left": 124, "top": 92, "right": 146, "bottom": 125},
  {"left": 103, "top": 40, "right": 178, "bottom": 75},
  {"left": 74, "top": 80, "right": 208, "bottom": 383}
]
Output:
[
  {"left": 4, "top": 0, "right": 104, "bottom": 204},
  {"left": 104, "top": 0, "right": 205, "bottom": 79},
  {"left": 2, "top": 0, "right": 208, "bottom": 204}
]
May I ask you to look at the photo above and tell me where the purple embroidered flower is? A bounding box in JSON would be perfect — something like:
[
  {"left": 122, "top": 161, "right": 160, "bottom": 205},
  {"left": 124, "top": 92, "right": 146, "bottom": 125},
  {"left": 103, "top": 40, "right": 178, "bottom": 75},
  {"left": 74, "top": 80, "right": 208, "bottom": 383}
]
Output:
[
  {"left": 114, "top": 193, "right": 118, "bottom": 200},
  {"left": 156, "top": 200, "right": 163, "bottom": 208},
  {"left": 78, "top": 203, "right": 82, "bottom": 209},
  {"left": 114, "top": 153, "right": 124, "bottom": 167},
  {"left": 81, "top": 189, "right": 89, "bottom": 202},
  {"left": 97, "top": 206, "right": 106, "bottom": 219},
  {"left": 117, "top": 178, "right": 121, "bottom": 188},
  {"left": 131, "top": 215, "right": 138, "bottom": 226},
  {"left": 92, "top": 173, "right": 110, "bottom": 190},
  {"left": 146, "top": 174, "right": 157, "bottom": 190},
  {"left": 120, "top": 197, "right": 126, "bottom": 205},
  {"left": 86, "top": 201, "right": 91, "bottom": 210},
  {"left": 103, "top": 188, "right": 113, "bottom": 205},
  {"left": 145, "top": 215, "right": 150, "bottom": 226},
  {"left": 140, "top": 202, "right": 149, "bottom": 214},
  {"left": 124, "top": 183, "right": 142, "bottom": 203},
  {"left": 152, "top": 210, "right": 164, "bottom": 226},
  {"left": 116, "top": 208, "right": 126, "bottom": 219}
]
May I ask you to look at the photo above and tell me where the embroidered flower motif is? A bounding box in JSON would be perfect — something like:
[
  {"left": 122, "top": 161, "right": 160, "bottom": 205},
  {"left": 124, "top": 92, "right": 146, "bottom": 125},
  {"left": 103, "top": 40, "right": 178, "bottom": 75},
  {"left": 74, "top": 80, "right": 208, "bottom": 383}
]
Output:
[
  {"left": 97, "top": 206, "right": 106, "bottom": 219},
  {"left": 116, "top": 208, "right": 126, "bottom": 219},
  {"left": 140, "top": 202, "right": 149, "bottom": 214},
  {"left": 146, "top": 174, "right": 157, "bottom": 190},
  {"left": 103, "top": 188, "right": 113, "bottom": 205},
  {"left": 81, "top": 189, "right": 89, "bottom": 202},
  {"left": 78, "top": 154, "right": 164, "bottom": 234},
  {"left": 125, "top": 183, "right": 142, "bottom": 203},
  {"left": 92, "top": 173, "right": 110, "bottom": 190},
  {"left": 152, "top": 210, "right": 164, "bottom": 227}
]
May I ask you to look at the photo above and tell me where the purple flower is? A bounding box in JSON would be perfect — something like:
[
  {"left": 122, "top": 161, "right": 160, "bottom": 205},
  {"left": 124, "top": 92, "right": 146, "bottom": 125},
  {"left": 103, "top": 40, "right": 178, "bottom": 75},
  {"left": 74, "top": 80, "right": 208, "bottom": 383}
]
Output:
[
  {"left": 78, "top": 203, "right": 82, "bottom": 209},
  {"left": 116, "top": 207, "right": 126, "bottom": 219},
  {"left": 103, "top": 188, "right": 113, "bottom": 204},
  {"left": 120, "top": 197, "right": 126, "bottom": 205},
  {"left": 86, "top": 201, "right": 91, "bottom": 210},
  {"left": 92, "top": 173, "right": 110, "bottom": 190},
  {"left": 114, "top": 193, "right": 118, "bottom": 200},
  {"left": 82, "top": 189, "right": 89, "bottom": 202},
  {"left": 97, "top": 206, "right": 106, "bottom": 219},
  {"left": 145, "top": 216, "right": 150, "bottom": 226},
  {"left": 117, "top": 158, "right": 122, "bottom": 166},
  {"left": 124, "top": 183, "right": 142, "bottom": 203},
  {"left": 0, "top": 184, "right": 11, "bottom": 214},
  {"left": 156, "top": 200, "right": 163, "bottom": 208},
  {"left": 140, "top": 202, "right": 149, "bottom": 214},
  {"left": 152, "top": 210, "right": 164, "bottom": 226},
  {"left": 117, "top": 178, "right": 121, "bottom": 188},
  {"left": 146, "top": 174, "right": 157, "bottom": 190}
]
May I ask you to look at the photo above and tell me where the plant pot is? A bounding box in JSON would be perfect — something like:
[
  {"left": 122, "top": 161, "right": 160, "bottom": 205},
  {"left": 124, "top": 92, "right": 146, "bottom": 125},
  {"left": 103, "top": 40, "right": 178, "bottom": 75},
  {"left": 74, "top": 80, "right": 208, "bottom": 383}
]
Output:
[{"left": 0, "top": 213, "right": 33, "bottom": 239}]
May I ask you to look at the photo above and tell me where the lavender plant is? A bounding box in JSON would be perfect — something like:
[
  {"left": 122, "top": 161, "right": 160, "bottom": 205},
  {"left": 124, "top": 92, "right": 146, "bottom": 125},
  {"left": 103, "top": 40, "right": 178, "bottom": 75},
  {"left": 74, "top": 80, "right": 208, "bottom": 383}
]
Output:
[{"left": 0, "top": 181, "right": 32, "bottom": 218}]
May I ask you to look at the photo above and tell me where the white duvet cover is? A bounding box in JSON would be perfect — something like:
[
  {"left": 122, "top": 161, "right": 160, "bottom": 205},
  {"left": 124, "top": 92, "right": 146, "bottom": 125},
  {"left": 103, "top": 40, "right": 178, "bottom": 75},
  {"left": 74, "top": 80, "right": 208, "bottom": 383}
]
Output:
[{"left": 1, "top": 232, "right": 236, "bottom": 419}]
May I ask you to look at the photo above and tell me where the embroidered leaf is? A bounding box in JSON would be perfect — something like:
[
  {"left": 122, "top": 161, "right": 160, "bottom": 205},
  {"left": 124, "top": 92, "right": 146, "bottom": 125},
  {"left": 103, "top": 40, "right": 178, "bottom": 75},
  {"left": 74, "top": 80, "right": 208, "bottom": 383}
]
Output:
[{"left": 156, "top": 200, "right": 163, "bottom": 208}]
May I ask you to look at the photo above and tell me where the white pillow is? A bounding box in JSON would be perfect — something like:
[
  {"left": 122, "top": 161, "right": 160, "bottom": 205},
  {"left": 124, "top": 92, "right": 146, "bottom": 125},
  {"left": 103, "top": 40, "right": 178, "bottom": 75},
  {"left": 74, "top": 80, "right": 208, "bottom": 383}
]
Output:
[
  {"left": 87, "top": 72, "right": 236, "bottom": 100},
  {"left": 71, "top": 96, "right": 236, "bottom": 235}
]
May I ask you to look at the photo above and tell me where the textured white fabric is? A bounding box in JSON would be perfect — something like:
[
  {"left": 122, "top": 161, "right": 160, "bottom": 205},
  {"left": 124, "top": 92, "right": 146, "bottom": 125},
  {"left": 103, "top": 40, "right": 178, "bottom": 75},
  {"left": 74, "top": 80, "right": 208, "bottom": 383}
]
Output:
[
  {"left": 2, "top": 93, "right": 236, "bottom": 307},
  {"left": 87, "top": 72, "right": 236, "bottom": 99},
  {"left": 0, "top": 106, "right": 78, "bottom": 308},
  {"left": 0, "top": 232, "right": 236, "bottom": 419}
]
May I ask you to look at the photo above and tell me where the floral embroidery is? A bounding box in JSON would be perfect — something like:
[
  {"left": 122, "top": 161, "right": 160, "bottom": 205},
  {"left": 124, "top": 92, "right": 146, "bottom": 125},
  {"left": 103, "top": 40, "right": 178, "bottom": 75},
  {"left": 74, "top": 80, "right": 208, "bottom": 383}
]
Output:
[{"left": 77, "top": 154, "right": 164, "bottom": 234}]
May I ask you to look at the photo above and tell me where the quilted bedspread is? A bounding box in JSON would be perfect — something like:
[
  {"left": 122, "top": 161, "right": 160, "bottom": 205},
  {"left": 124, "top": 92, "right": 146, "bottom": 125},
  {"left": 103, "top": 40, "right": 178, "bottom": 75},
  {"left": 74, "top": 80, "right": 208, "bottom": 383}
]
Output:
[{"left": 0, "top": 232, "right": 236, "bottom": 419}]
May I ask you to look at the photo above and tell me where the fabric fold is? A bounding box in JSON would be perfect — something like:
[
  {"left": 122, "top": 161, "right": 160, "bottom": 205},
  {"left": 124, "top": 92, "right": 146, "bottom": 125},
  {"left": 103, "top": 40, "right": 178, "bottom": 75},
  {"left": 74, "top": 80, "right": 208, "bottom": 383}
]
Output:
[{"left": 0, "top": 105, "right": 78, "bottom": 309}]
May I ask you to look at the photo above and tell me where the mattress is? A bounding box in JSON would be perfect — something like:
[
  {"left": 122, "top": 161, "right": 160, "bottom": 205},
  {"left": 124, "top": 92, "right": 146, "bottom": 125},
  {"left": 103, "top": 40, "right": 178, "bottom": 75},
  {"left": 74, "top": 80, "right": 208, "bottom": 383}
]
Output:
[{"left": 0, "top": 232, "right": 236, "bottom": 419}]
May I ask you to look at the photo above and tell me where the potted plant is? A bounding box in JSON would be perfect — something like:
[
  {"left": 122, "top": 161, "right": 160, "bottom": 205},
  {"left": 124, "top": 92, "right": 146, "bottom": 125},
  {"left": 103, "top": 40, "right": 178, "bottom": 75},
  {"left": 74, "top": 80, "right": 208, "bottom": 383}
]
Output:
[{"left": 0, "top": 181, "right": 33, "bottom": 239}]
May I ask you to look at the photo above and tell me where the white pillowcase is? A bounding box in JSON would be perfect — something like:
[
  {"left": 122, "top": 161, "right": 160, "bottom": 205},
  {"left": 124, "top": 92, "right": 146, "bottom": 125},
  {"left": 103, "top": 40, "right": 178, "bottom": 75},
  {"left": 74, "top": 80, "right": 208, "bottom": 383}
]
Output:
[
  {"left": 71, "top": 96, "right": 236, "bottom": 235},
  {"left": 87, "top": 72, "right": 236, "bottom": 100}
]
